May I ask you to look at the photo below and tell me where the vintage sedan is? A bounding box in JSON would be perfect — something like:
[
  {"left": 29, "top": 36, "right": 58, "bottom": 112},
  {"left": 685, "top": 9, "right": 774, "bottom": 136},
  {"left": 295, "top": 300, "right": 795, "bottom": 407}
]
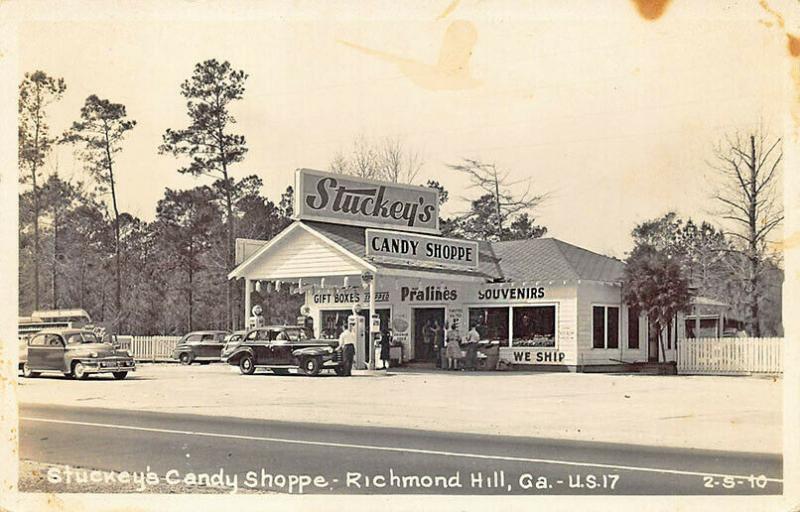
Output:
[
  {"left": 22, "top": 328, "right": 135, "bottom": 380},
  {"left": 223, "top": 325, "right": 344, "bottom": 376},
  {"left": 172, "top": 330, "right": 229, "bottom": 365}
]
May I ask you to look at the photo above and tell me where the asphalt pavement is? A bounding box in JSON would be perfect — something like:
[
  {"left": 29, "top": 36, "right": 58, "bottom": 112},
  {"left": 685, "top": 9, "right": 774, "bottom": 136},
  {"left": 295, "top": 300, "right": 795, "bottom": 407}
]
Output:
[{"left": 19, "top": 403, "right": 782, "bottom": 495}]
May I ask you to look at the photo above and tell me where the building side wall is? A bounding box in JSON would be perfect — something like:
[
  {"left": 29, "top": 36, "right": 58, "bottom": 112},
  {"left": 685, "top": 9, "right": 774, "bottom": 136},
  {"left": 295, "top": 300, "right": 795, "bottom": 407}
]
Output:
[{"left": 576, "top": 283, "right": 649, "bottom": 365}]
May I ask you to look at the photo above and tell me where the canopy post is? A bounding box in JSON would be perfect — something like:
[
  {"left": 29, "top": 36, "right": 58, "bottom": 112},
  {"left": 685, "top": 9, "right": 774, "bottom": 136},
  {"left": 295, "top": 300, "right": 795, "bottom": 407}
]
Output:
[{"left": 244, "top": 279, "right": 252, "bottom": 330}]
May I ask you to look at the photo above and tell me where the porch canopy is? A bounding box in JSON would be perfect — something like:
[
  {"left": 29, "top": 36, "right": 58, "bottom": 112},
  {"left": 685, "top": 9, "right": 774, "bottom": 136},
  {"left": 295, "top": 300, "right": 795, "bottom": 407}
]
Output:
[{"left": 228, "top": 220, "right": 494, "bottom": 368}]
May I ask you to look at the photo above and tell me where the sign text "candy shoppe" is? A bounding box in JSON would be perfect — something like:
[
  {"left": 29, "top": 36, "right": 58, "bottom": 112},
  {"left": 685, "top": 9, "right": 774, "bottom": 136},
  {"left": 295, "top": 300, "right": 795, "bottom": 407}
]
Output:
[
  {"left": 366, "top": 229, "right": 478, "bottom": 270},
  {"left": 295, "top": 169, "right": 439, "bottom": 233}
]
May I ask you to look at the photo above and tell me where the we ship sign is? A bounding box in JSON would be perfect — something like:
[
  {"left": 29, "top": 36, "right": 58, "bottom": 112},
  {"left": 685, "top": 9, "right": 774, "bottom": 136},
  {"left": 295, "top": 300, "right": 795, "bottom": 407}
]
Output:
[
  {"left": 366, "top": 229, "right": 479, "bottom": 270},
  {"left": 295, "top": 169, "right": 439, "bottom": 234}
]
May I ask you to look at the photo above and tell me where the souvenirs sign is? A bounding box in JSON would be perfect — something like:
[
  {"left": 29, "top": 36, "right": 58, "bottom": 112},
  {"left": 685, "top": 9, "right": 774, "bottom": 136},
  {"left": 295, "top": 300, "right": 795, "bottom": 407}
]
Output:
[
  {"left": 295, "top": 168, "right": 439, "bottom": 234},
  {"left": 366, "top": 229, "right": 479, "bottom": 270}
]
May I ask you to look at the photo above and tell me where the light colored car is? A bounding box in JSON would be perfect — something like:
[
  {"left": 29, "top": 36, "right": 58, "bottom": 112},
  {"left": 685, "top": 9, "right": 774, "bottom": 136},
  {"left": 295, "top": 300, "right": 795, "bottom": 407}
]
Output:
[{"left": 22, "top": 328, "right": 135, "bottom": 380}]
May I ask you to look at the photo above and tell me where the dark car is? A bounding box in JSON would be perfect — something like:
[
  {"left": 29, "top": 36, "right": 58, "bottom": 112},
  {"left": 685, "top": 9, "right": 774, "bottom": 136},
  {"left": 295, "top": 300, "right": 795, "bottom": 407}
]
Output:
[
  {"left": 22, "top": 328, "right": 135, "bottom": 380},
  {"left": 223, "top": 325, "right": 344, "bottom": 377},
  {"left": 173, "top": 330, "right": 229, "bottom": 365}
]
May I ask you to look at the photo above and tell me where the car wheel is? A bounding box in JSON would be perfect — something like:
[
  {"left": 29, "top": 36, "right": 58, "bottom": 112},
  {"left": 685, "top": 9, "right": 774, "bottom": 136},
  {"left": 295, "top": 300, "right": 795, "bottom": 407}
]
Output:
[
  {"left": 334, "top": 365, "right": 346, "bottom": 376},
  {"left": 72, "top": 362, "right": 89, "bottom": 380},
  {"left": 22, "top": 363, "right": 40, "bottom": 378},
  {"left": 179, "top": 353, "right": 193, "bottom": 365},
  {"left": 272, "top": 368, "right": 291, "bottom": 376},
  {"left": 239, "top": 355, "right": 256, "bottom": 375},
  {"left": 300, "top": 356, "right": 322, "bottom": 377}
]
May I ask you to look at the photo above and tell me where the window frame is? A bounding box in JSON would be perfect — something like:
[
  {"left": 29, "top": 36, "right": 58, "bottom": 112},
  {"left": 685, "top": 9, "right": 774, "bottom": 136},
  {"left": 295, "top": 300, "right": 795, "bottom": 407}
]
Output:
[
  {"left": 627, "top": 306, "right": 640, "bottom": 349},
  {"left": 592, "top": 304, "right": 621, "bottom": 350},
  {"left": 464, "top": 302, "right": 560, "bottom": 349}
]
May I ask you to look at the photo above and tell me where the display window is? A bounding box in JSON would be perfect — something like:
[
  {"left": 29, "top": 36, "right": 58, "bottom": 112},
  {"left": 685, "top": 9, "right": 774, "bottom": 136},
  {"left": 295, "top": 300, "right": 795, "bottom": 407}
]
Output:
[
  {"left": 512, "top": 305, "right": 556, "bottom": 347},
  {"left": 468, "top": 307, "right": 509, "bottom": 343}
]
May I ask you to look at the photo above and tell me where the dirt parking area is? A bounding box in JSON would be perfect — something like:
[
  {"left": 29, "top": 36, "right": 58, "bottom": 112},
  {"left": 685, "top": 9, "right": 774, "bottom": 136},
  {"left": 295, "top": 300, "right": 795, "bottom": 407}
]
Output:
[{"left": 17, "top": 364, "right": 782, "bottom": 454}]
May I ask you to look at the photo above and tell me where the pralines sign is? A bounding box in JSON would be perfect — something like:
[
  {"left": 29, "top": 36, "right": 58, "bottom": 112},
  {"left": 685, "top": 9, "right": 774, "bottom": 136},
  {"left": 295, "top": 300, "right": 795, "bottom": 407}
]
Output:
[
  {"left": 366, "top": 229, "right": 479, "bottom": 270},
  {"left": 295, "top": 169, "right": 439, "bottom": 234}
]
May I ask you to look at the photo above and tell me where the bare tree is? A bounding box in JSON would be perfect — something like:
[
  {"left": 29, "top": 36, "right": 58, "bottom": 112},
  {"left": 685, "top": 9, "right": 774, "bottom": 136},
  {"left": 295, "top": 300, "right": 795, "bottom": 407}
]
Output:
[
  {"left": 711, "top": 130, "right": 783, "bottom": 337},
  {"left": 448, "top": 158, "right": 547, "bottom": 238},
  {"left": 329, "top": 135, "right": 423, "bottom": 184}
]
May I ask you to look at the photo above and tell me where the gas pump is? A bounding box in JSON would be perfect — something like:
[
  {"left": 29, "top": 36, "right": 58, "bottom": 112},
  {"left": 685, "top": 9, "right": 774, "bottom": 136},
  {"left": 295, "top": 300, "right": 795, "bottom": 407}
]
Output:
[
  {"left": 348, "top": 306, "right": 367, "bottom": 370},
  {"left": 248, "top": 305, "right": 265, "bottom": 330}
]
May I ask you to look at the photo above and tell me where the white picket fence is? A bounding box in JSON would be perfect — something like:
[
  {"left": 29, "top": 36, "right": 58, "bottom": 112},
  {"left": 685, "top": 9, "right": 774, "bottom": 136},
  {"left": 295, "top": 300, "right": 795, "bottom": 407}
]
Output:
[
  {"left": 117, "top": 335, "right": 182, "bottom": 362},
  {"left": 677, "top": 337, "right": 783, "bottom": 375}
]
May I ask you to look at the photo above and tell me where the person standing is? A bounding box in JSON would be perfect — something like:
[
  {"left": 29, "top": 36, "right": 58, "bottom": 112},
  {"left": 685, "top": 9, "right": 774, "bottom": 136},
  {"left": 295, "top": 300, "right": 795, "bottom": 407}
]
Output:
[
  {"left": 379, "top": 328, "right": 392, "bottom": 370},
  {"left": 422, "top": 320, "right": 434, "bottom": 360},
  {"left": 433, "top": 320, "right": 444, "bottom": 367},
  {"left": 338, "top": 324, "right": 356, "bottom": 376},
  {"left": 464, "top": 324, "right": 481, "bottom": 370},
  {"left": 445, "top": 323, "right": 462, "bottom": 370}
]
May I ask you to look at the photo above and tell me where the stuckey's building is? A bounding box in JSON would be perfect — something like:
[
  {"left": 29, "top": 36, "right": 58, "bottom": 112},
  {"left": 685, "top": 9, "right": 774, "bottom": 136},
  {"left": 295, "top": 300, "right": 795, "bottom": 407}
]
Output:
[{"left": 229, "top": 169, "right": 698, "bottom": 371}]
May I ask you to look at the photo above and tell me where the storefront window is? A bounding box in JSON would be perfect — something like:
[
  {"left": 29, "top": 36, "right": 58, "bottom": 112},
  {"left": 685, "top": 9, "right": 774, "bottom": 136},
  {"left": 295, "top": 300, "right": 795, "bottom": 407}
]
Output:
[
  {"left": 468, "top": 307, "right": 509, "bottom": 343},
  {"left": 320, "top": 310, "right": 349, "bottom": 339},
  {"left": 512, "top": 306, "right": 555, "bottom": 347}
]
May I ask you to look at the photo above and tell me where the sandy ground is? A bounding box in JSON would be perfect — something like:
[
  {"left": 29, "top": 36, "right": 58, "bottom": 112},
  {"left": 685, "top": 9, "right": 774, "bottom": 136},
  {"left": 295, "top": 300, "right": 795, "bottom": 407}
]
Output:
[{"left": 17, "top": 363, "right": 782, "bottom": 454}]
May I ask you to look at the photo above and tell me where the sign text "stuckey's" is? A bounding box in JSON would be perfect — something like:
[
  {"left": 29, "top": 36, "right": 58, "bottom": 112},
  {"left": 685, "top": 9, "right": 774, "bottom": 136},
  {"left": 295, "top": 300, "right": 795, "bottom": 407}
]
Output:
[{"left": 305, "top": 177, "right": 435, "bottom": 228}]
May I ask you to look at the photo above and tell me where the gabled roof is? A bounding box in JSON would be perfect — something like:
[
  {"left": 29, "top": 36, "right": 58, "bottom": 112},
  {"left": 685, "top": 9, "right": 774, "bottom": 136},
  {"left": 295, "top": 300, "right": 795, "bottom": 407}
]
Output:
[
  {"left": 491, "top": 238, "right": 625, "bottom": 283},
  {"left": 229, "top": 220, "right": 625, "bottom": 284}
]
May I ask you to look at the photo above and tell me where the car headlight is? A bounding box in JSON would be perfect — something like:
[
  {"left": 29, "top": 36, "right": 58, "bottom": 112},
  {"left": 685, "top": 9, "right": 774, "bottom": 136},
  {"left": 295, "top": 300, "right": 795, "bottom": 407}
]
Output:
[{"left": 89, "top": 352, "right": 98, "bottom": 358}]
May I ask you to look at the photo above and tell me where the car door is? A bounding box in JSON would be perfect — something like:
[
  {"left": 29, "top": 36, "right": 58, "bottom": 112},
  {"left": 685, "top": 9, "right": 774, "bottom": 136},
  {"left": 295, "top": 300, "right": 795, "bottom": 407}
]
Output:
[
  {"left": 199, "top": 333, "right": 218, "bottom": 358},
  {"left": 183, "top": 333, "right": 202, "bottom": 357},
  {"left": 27, "top": 333, "right": 48, "bottom": 369},
  {"left": 208, "top": 332, "right": 227, "bottom": 359},
  {"left": 252, "top": 329, "right": 273, "bottom": 364},
  {"left": 43, "top": 334, "right": 66, "bottom": 371},
  {"left": 269, "top": 330, "right": 294, "bottom": 365}
]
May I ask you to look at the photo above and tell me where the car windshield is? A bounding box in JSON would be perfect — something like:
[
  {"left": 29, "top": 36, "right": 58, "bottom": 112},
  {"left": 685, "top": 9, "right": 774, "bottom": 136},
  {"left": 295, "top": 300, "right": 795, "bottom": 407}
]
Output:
[{"left": 65, "top": 332, "right": 100, "bottom": 344}]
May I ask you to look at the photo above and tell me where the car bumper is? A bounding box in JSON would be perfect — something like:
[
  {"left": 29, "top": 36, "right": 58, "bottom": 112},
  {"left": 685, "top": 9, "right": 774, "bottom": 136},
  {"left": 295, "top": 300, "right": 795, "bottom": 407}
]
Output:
[{"left": 81, "top": 360, "right": 136, "bottom": 373}]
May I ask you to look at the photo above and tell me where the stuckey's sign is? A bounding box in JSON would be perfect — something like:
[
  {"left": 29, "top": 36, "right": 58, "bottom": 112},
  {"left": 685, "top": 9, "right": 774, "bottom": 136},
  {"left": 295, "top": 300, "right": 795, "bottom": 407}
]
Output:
[
  {"left": 366, "top": 229, "right": 479, "bottom": 270},
  {"left": 294, "top": 169, "right": 439, "bottom": 234}
]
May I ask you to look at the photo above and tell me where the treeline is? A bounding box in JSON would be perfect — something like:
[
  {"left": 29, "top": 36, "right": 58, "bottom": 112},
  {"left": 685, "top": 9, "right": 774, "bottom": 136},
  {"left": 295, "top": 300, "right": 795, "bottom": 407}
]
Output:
[
  {"left": 18, "top": 62, "right": 307, "bottom": 335},
  {"left": 18, "top": 172, "right": 302, "bottom": 334}
]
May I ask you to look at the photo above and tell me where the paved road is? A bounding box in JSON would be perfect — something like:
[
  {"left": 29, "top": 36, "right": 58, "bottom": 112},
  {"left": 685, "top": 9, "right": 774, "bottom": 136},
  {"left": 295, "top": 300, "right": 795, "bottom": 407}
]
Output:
[{"left": 19, "top": 404, "right": 782, "bottom": 495}]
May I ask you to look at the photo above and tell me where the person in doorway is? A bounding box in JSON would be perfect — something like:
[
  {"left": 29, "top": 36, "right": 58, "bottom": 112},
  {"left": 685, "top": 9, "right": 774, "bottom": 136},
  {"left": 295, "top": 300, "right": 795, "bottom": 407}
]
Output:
[
  {"left": 433, "top": 320, "right": 444, "bottom": 367},
  {"left": 338, "top": 324, "right": 356, "bottom": 376},
  {"left": 379, "top": 328, "right": 392, "bottom": 370},
  {"left": 445, "top": 323, "right": 462, "bottom": 370},
  {"left": 422, "top": 320, "right": 434, "bottom": 360}
]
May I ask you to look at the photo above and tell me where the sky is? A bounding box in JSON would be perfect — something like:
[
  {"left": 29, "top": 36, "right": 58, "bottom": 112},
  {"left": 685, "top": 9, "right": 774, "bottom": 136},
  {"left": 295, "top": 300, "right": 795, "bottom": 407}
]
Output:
[{"left": 14, "top": 0, "right": 795, "bottom": 257}]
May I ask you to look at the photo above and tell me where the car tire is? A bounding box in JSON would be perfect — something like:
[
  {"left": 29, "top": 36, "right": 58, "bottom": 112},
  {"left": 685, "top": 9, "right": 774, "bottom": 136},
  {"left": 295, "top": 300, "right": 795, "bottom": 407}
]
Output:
[
  {"left": 334, "top": 365, "right": 346, "bottom": 376},
  {"left": 239, "top": 355, "right": 256, "bottom": 375},
  {"left": 179, "top": 353, "right": 193, "bottom": 365},
  {"left": 300, "top": 356, "right": 322, "bottom": 377},
  {"left": 112, "top": 371, "right": 128, "bottom": 380},
  {"left": 72, "top": 362, "right": 89, "bottom": 380},
  {"left": 22, "top": 363, "right": 39, "bottom": 378},
  {"left": 272, "top": 368, "right": 291, "bottom": 376}
]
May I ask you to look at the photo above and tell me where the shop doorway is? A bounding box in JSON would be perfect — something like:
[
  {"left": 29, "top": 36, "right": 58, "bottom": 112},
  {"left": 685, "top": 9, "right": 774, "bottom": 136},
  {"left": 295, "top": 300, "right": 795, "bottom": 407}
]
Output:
[{"left": 412, "top": 307, "right": 445, "bottom": 361}]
